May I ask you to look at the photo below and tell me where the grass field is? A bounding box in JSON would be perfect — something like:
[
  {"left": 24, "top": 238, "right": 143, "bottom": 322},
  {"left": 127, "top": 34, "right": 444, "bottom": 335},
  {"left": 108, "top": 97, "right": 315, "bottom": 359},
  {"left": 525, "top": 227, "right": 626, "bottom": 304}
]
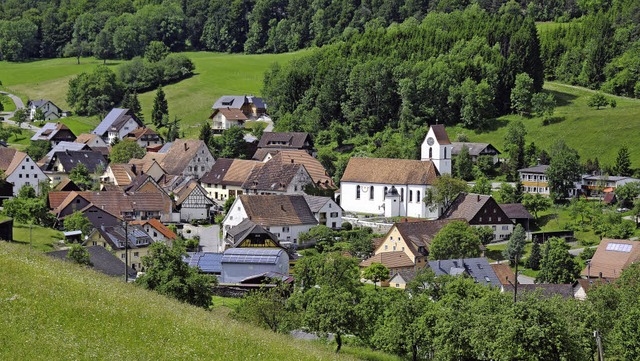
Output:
[
  {"left": 10, "top": 223, "right": 64, "bottom": 252},
  {"left": 448, "top": 81, "right": 640, "bottom": 166},
  {"left": 0, "top": 93, "right": 15, "bottom": 112},
  {"left": 0, "top": 51, "right": 305, "bottom": 137},
  {"left": 0, "top": 241, "right": 365, "bottom": 360}
]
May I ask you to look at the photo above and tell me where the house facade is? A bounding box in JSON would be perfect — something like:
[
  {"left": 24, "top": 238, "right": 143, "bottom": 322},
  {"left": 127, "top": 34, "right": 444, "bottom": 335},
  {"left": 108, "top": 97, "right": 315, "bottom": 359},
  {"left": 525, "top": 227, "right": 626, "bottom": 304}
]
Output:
[
  {"left": 212, "top": 95, "right": 267, "bottom": 119},
  {"left": 519, "top": 165, "right": 550, "bottom": 195},
  {"left": 303, "top": 195, "right": 343, "bottom": 229},
  {"left": 143, "top": 139, "right": 215, "bottom": 179},
  {"left": 209, "top": 108, "right": 248, "bottom": 133},
  {"left": 451, "top": 142, "right": 501, "bottom": 164},
  {"left": 174, "top": 180, "right": 214, "bottom": 221},
  {"left": 126, "top": 128, "right": 163, "bottom": 148},
  {"left": 85, "top": 224, "right": 154, "bottom": 271},
  {"left": 92, "top": 108, "right": 145, "bottom": 144},
  {"left": 199, "top": 158, "right": 260, "bottom": 202},
  {"left": 440, "top": 193, "right": 514, "bottom": 241},
  {"left": 0, "top": 148, "right": 47, "bottom": 196},
  {"left": 242, "top": 161, "right": 313, "bottom": 195},
  {"left": 27, "top": 99, "right": 63, "bottom": 121},
  {"left": 31, "top": 122, "right": 76, "bottom": 146}
]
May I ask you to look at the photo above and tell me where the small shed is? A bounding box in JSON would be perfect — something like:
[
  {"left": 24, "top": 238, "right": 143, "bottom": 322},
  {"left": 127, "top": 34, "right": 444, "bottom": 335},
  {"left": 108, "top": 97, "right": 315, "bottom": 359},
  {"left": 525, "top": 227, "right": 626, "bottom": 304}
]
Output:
[
  {"left": 221, "top": 248, "right": 289, "bottom": 284},
  {"left": 63, "top": 230, "right": 83, "bottom": 243}
]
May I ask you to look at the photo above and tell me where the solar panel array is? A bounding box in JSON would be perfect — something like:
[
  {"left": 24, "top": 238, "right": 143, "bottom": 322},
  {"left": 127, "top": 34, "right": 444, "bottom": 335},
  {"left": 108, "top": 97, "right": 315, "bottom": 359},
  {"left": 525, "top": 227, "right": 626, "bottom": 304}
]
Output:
[
  {"left": 606, "top": 243, "right": 632, "bottom": 253},
  {"left": 222, "top": 248, "right": 282, "bottom": 264}
]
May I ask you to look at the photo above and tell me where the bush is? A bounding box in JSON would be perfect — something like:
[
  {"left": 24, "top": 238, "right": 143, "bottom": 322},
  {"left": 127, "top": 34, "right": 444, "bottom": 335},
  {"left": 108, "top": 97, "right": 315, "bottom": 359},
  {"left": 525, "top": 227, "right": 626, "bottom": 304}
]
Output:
[{"left": 341, "top": 222, "right": 353, "bottom": 231}]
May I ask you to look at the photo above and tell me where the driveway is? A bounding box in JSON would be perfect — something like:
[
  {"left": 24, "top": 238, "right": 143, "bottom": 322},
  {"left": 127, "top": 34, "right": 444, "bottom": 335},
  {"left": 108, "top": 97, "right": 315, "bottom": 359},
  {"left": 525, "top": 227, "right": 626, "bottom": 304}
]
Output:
[{"left": 0, "top": 91, "right": 39, "bottom": 131}]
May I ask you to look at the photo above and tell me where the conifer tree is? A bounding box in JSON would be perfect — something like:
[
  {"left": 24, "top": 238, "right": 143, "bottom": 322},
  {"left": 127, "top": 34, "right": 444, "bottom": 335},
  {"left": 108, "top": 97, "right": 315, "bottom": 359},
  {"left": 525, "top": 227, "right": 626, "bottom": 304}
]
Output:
[
  {"left": 152, "top": 87, "right": 168, "bottom": 128},
  {"left": 613, "top": 146, "right": 632, "bottom": 177},
  {"left": 123, "top": 90, "right": 143, "bottom": 122}
]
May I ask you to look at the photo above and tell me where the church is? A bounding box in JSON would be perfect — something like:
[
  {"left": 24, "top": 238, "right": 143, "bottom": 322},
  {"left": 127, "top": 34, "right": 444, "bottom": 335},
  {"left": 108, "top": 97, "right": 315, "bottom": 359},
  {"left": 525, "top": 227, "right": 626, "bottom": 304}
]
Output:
[{"left": 339, "top": 125, "right": 452, "bottom": 218}]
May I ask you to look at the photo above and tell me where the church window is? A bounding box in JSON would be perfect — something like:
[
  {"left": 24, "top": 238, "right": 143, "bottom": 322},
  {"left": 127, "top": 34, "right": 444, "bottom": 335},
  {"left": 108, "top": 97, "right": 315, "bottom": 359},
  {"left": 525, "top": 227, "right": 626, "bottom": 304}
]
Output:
[
  {"left": 356, "top": 185, "right": 361, "bottom": 199},
  {"left": 444, "top": 147, "right": 447, "bottom": 159},
  {"left": 400, "top": 188, "right": 404, "bottom": 202},
  {"left": 384, "top": 187, "right": 388, "bottom": 199},
  {"left": 409, "top": 191, "right": 413, "bottom": 202},
  {"left": 369, "top": 186, "right": 374, "bottom": 200},
  {"left": 429, "top": 147, "right": 432, "bottom": 158}
]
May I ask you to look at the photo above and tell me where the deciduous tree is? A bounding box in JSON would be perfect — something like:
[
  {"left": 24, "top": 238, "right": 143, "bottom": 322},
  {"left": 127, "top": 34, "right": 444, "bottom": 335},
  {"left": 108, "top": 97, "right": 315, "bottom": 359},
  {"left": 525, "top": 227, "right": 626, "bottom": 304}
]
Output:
[
  {"left": 63, "top": 211, "right": 93, "bottom": 236},
  {"left": 429, "top": 220, "right": 481, "bottom": 260},
  {"left": 110, "top": 139, "right": 146, "bottom": 163},
  {"left": 362, "top": 263, "right": 390, "bottom": 288},
  {"left": 613, "top": 146, "right": 632, "bottom": 177},
  {"left": 536, "top": 237, "right": 580, "bottom": 284},
  {"left": 69, "top": 163, "right": 93, "bottom": 190},
  {"left": 547, "top": 140, "right": 581, "bottom": 201},
  {"left": 424, "top": 174, "right": 469, "bottom": 212},
  {"left": 67, "top": 244, "right": 92, "bottom": 266},
  {"left": 455, "top": 145, "right": 473, "bottom": 181},
  {"left": 522, "top": 193, "right": 551, "bottom": 220},
  {"left": 502, "top": 224, "right": 526, "bottom": 265}
]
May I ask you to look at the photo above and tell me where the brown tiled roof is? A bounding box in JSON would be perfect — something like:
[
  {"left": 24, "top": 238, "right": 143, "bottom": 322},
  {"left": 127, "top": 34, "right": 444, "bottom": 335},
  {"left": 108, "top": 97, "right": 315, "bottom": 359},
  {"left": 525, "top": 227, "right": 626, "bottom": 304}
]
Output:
[
  {"left": 341, "top": 158, "right": 438, "bottom": 185},
  {"left": 127, "top": 127, "right": 159, "bottom": 140},
  {"left": 360, "top": 252, "right": 414, "bottom": 269},
  {"left": 0, "top": 148, "right": 18, "bottom": 171},
  {"left": 53, "top": 179, "right": 81, "bottom": 192},
  {"left": 5, "top": 151, "right": 28, "bottom": 175},
  {"left": 157, "top": 139, "right": 209, "bottom": 175},
  {"left": 500, "top": 203, "right": 533, "bottom": 220},
  {"left": 242, "top": 160, "right": 306, "bottom": 192},
  {"left": 581, "top": 239, "right": 640, "bottom": 279},
  {"left": 109, "top": 164, "right": 136, "bottom": 186},
  {"left": 491, "top": 263, "right": 516, "bottom": 286},
  {"left": 441, "top": 193, "right": 511, "bottom": 224},
  {"left": 128, "top": 158, "right": 165, "bottom": 175},
  {"left": 430, "top": 124, "right": 451, "bottom": 145},
  {"left": 55, "top": 191, "right": 171, "bottom": 216},
  {"left": 75, "top": 133, "right": 96, "bottom": 144},
  {"left": 396, "top": 219, "right": 465, "bottom": 255},
  {"left": 257, "top": 132, "right": 311, "bottom": 149},
  {"left": 272, "top": 150, "right": 335, "bottom": 189},
  {"left": 200, "top": 158, "right": 260, "bottom": 186},
  {"left": 210, "top": 108, "right": 248, "bottom": 121},
  {"left": 48, "top": 191, "right": 73, "bottom": 209},
  {"left": 503, "top": 284, "right": 575, "bottom": 299},
  {"left": 251, "top": 149, "right": 278, "bottom": 161},
  {"left": 238, "top": 194, "right": 317, "bottom": 226},
  {"left": 131, "top": 218, "right": 177, "bottom": 240}
]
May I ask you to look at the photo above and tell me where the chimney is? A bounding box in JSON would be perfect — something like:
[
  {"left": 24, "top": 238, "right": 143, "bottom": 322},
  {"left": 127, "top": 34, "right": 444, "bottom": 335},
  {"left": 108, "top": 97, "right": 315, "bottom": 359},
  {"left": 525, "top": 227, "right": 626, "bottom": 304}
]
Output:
[
  {"left": 291, "top": 159, "right": 294, "bottom": 163},
  {"left": 184, "top": 142, "right": 188, "bottom": 151},
  {"left": 477, "top": 194, "right": 480, "bottom": 202},
  {"left": 437, "top": 260, "right": 441, "bottom": 270},
  {"left": 280, "top": 204, "right": 285, "bottom": 211}
]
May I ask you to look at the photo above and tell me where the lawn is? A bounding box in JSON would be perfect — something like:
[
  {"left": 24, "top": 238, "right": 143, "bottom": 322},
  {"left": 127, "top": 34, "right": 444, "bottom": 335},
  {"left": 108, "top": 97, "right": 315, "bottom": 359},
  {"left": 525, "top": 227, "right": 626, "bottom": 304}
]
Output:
[
  {"left": 0, "top": 51, "right": 306, "bottom": 137},
  {"left": 11, "top": 223, "right": 64, "bottom": 252},
  {"left": 0, "top": 241, "right": 362, "bottom": 360},
  {"left": 447, "top": 81, "right": 640, "bottom": 166},
  {"left": 0, "top": 93, "right": 15, "bottom": 112}
]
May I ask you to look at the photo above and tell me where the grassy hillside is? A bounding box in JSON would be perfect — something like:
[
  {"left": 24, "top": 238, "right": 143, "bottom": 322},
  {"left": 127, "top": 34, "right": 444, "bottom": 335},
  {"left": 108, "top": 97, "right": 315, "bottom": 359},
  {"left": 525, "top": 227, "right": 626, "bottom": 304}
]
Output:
[
  {"left": 0, "top": 51, "right": 304, "bottom": 136},
  {"left": 0, "top": 241, "right": 358, "bottom": 360},
  {"left": 448, "top": 81, "right": 640, "bottom": 167}
]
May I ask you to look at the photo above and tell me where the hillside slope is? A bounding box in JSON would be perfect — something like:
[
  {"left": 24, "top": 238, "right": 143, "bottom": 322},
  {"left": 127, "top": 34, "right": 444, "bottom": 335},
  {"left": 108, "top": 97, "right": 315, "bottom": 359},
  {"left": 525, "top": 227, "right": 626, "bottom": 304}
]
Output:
[
  {"left": 0, "top": 242, "right": 355, "bottom": 360},
  {"left": 448, "top": 81, "right": 640, "bottom": 166}
]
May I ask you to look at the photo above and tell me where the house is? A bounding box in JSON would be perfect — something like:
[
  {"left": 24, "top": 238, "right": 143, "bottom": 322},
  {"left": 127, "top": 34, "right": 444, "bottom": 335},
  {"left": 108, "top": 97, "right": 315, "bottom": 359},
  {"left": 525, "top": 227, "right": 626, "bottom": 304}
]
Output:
[
  {"left": 130, "top": 218, "right": 178, "bottom": 244},
  {"left": 199, "top": 158, "right": 261, "bottom": 202},
  {"left": 224, "top": 218, "right": 281, "bottom": 248},
  {"left": 101, "top": 164, "right": 138, "bottom": 187},
  {"left": 340, "top": 158, "right": 439, "bottom": 218},
  {"left": 220, "top": 247, "right": 289, "bottom": 284},
  {"left": 126, "top": 127, "right": 163, "bottom": 149},
  {"left": 578, "top": 175, "right": 640, "bottom": 197},
  {"left": 255, "top": 132, "right": 314, "bottom": 157},
  {"left": 581, "top": 239, "right": 640, "bottom": 280},
  {"left": 42, "top": 150, "right": 107, "bottom": 184},
  {"left": 490, "top": 263, "right": 517, "bottom": 289},
  {"left": 303, "top": 194, "right": 343, "bottom": 229},
  {"left": 127, "top": 159, "right": 166, "bottom": 182},
  {"left": 420, "top": 124, "right": 452, "bottom": 175},
  {"left": 0, "top": 147, "right": 47, "bottom": 196},
  {"left": 75, "top": 133, "right": 110, "bottom": 157},
  {"left": 261, "top": 150, "right": 336, "bottom": 190},
  {"left": 183, "top": 252, "right": 223, "bottom": 274},
  {"left": 48, "top": 245, "right": 137, "bottom": 278},
  {"left": 85, "top": 224, "right": 154, "bottom": 271},
  {"left": 428, "top": 257, "right": 502, "bottom": 287},
  {"left": 451, "top": 142, "right": 501, "bottom": 164},
  {"left": 27, "top": 99, "right": 63, "bottom": 121},
  {"left": 388, "top": 270, "right": 417, "bottom": 289},
  {"left": 171, "top": 179, "right": 214, "bottom": 222},
  {"left": 519, "top": 165, "right": 550, "bottom": 195},
  {"left": 92, "top": 108, "right": 145, "bottom": 144},
  {"left": 38, "top": 141, "right": 91, "bottom": 167},
  {"left": 212, "top": 95, "right": 267, "bottom": 119},
  {"left": 223, "top": 194, "right": 319, "bottom": 244},
  {"left": 241, "top": 156, "right": 313, "bottom": 195},
  {"left": 440, "top": 193, "right": 514, "bottom": 241},
  {"left": 361, "top": 219, "right": 463, "bottom": 271},
  {"left": 139, "top": 139, "right": 215, "bottom": 178},
  {"left": 209, "top": 107, "right": 248, "bottom": 133},
  {"left": 53, "top": 179, "right": 81, "bottom": 192},
  {"left": 499, "top": 203, "right": 534, "bottom": 231},
  {"left": 30, "top": 122, "right": 76, "bottom": 146}
]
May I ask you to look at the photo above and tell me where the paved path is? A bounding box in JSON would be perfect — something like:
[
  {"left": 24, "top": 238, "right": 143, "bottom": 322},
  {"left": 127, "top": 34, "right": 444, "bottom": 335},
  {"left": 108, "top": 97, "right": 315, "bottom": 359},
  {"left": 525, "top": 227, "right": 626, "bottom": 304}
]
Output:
[{"left": 0, "top": 91, "right": 39, "bottom": 131}]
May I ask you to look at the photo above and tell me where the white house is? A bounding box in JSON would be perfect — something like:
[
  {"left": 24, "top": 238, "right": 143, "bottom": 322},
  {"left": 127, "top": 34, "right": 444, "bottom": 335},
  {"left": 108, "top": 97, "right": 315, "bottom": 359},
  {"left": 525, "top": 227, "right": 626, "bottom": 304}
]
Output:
[
  {"left": 519, "top": 165, "right": 550, "bottom": 195},
  {"left": 339, "top": 157, "right": 440, "bottom": 218},
  {"left": 209, "top": 108, "right": 248, "bottom": 133},
  {"left": 420, "top": 124, "right": 452, "bottom": 175},
  {"left": 222, "top": 194, "right": 321, "bottom": 244},
  {"left": 27, "top": 99, "right": 63, "bottom": 121},
  {"left": 92, "top": 108, "right": 145, "bottom": 144},
  {"left": 0, "top": 148, "right": 47, "bottom": 196},
  {"left": 303, "top": 194, "right": 343, "bottom": 229}
]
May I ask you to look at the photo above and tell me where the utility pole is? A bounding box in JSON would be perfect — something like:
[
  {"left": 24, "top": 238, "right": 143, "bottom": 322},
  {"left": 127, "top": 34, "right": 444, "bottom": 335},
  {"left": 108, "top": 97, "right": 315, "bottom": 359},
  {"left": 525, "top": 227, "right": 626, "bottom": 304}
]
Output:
[
  {"left": 594, "top": 330, "right": 604, "bottom": 361},
  {"left": 124, "top": 217, "right": 129, "bottom": 283},
  {"left": 513, "top": 251, "right": 519, "bottom": 303}
]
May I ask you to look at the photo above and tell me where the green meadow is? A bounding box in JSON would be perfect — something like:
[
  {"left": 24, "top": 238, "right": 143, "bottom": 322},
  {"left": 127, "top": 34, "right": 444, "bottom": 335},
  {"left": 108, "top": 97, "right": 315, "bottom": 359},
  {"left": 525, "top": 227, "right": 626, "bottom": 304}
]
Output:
[
  {"left": 0, "top": 51, "right": 305, "bottom": 136},
  {"left": 448, "top": 81, "right": 640, "bottom": 166},
  {"left": 0, "top": 241, "right": 362, "bottom": 361}
]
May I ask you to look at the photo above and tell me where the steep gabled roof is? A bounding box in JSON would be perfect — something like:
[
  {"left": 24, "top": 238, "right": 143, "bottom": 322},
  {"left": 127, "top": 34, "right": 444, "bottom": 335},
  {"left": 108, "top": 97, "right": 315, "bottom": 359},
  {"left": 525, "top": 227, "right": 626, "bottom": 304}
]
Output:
[
  {"left": 200, "top": 158, "right": 260, "bottom": 186},
  {"left": 581, "top": 239, "right": 640, "bottom": 279},
  {"left": 500, "top": 203, "right": 534, "bottom": 220},
  {"left": 440, "top": 193, "right": 510, "bottom": 224},
  {"left": 53, "top": 179, "right": 81, "bottom": 192},
  {"left": 48, "top": 150, "right": 106, "bottom": 173},
  {"left": 430, "top": 124, "right": 451, "bottom": 145},
  {"left": 341, "top": 158, "right": 439, "bottom": 185},
  {"left": 226, "top": 218, "right": 281, "bottom": 247},
  {"left": 127, "top": 127, "right": 161, "bottom": 141},
  {"left": 31, "top": 122, "right": 73, "bottom": 142},
  {"left": 360, "top": 252, "right": 414, "bottom": 269},
  {"left": 429, "top": 257, "right": 501, "bottom": 287},
  {"left": 238, "top": 194, "right": 318, "bottom": 226},
  {"left": 41, "top": 141, "right": 90, "bottom": 164},
  {"left": 212, "top": 95, "right": 247, "bottom": 109},
  {"left": 302, "top": 194, "right": 333, "bottom": 213},
  {"left": 257, "top": 132, "right": 312, "bottom": 149},
  {"left": 450, "top": 142, "right": 500, "bottom": 156},
  {"left": 490, "top": 263, "right": 516, "bottom": 286},
  {"left": 175, "top": 181, "right": 213, "bottom": 206},
  {"left": 242, "top": 161, "right": 308, "bottom": 192},
  {"left": 155, "top": 139, "right": 211, "bottom": 175},
  {"left": 131, "top": 218, "right": 177, "bottom": 240},
  {"left": 0, "top": 147, "right": 18, "bottom": 171},
  {"left": 109, "top": 164, "right": 137, "bottom": 186},
  {"left": 271, "top": 150, "right": 335, "bottom": 189},
  {"left": 210, "top": 108, "right": 248, "bottom": 121},
  {"left": 95, "top": 224, "right": 154, "bottom": 250},
  {"left": 93, "top": 108, "right": 143, "bottom": 136},
  {"left": 5, "top": 151, "right": 28, "bottom": 176},
  {"left": 388, "top": 219, "right": 466, "bottom": 257}
]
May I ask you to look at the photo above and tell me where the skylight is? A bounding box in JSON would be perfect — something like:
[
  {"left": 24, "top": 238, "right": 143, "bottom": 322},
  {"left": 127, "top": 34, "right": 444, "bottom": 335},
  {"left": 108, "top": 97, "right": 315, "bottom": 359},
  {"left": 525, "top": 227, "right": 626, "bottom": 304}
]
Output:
[{"left": 606, "top": 243, "right": 632, "bottom": 253}]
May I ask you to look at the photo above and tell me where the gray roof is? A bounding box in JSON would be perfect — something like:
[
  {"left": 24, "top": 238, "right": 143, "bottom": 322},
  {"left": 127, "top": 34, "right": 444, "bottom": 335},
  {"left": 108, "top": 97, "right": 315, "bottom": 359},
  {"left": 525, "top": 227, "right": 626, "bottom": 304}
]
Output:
[
  {"left": 221, "top": 248, "right": 286, "bottom": 265},
  {"left": 428, "top": 257, "right": 501, "bottom": 287},
  {"left": 48, "top": 150, "right": 106, "bottom": 173},
  {"left": 93, "top": 108, "right": 143, "bottom": 136},
  {"left": 96, "top": 225, "right": 154, "bottom": 250},
  {"left": 226, "top": 218, "right": 280, "bottom": 246},
  {"left": 500, "top": 203, "right": 533, "bottom": 220},
  {"left": 42, "top": 142, "right": 90, "bottom": 162},
  {"left": 518, "top": 165, "right": 549, "bottom": 174},
  {"left": 212, "top": 95, "right": 266, "bottom": 110},
  {"left": 302, "top": 194, "right": 332, "bottom": 213},
  {"left": 184, "top": 252, "right": 223, "bottom": 274},
  {"left": 503, "top": 284, "right": 575, "bottom": 299},
  {"left": 28, "top": 99, "right": 60, "bottom": 110},
  {"left": 450, "top": 142, "right": 500, "bottom": 156},
  {"left": 48, "top": 245, "right": 136, "bottom": 278},
  {"left": 582, "top": 175, "right": 640, "bottom": 182}
]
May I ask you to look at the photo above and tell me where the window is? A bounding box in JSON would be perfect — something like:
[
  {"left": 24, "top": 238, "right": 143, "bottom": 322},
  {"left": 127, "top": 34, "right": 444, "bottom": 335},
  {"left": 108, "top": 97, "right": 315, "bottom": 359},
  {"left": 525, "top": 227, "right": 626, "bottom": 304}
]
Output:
[
  {"left": 25, "top": 174, "right": 29, "bottom": 178},
  {"left": 356, "top": 185, "right": 361, "bottom": 199},
  {"left": 19, "top": 174, "right": 22, "bottom": 178},
  {"left": 30, "top": 166, "right": 34, "bottom": 170},
  {"left": 502, "top": 225, "right": 509, "bottom": 230},
  {"left": 479, "top": 217, "right": 482, "bottom": 222},
  {"left": 154, "top": 231, "right": 158, "bottom": 237},
  {"left": 283, "top": 226, "right": 290, "bottom": 232},
  {"left": 400, "top": 188, "right": 404, "bottom": 202},
  {"left": 332, "top": 222, "right": 336, "bottom": 228},
  {"left": 409, "top": 190, "right": 413, "bottom": 202},
  {"left": 497, "top": 217, "right": 501, "bottom": 222},
  {"left": 444, "top": 147, "right": 447, "bottom": 159},
  {"left": 369, "top": 186, "right": 374, "bottom": 200},
  {"left": 384, "top": 186, "right": 388, "bottom": 199},
  {"left": 21, "top": 165, "right": 25, "bottom": 170},
  {"left": 416, "top": 191, "right": 420, "bottom": 203},
  {"left": 330, "top": 212, "right": 338, "bottom": 217},
  {"left": 429, "top": 147, "right": 432, "bottom": 158},
  {"left": 134, "top": 252, "right": 139, "bottom": 257},
  {"left": 385, "top": 245, "right": 388, "bottom": 250}
]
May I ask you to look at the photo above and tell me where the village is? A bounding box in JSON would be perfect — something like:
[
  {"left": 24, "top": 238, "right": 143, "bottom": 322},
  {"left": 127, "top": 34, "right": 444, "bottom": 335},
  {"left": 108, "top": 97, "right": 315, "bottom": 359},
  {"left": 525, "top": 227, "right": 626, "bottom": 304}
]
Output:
[{"left": 0, "top": 94, "right": 638, "bottom": 300}]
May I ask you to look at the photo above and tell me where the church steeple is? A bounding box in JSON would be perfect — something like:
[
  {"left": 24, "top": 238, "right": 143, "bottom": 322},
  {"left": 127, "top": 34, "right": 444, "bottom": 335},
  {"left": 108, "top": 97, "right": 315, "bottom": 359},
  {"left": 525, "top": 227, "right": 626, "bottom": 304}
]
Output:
[{"left": 421, "top": 124, "right": 452, "bottom": 175}]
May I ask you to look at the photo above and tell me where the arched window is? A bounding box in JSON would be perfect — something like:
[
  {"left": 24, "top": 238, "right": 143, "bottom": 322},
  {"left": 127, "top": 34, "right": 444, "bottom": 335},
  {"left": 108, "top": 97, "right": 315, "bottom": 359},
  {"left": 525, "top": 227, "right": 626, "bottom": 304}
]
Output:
[
  {"left": 444, "top": 147, "right": 447, "bottom": 159},
  {"left": 370, "top": 186, "right": 374, "bottom": 200},
  {"left": 400, "top": 188, "right": 404, "bottom": 202},
  {"left": 356, "top": 185, "right": 361, "bottom": 199},
  {"left": 384, "top": 186, "right": 388, "bottom": 199},
  {"left": 409, "top": 190, "right": 413, "bottom": 202},
  {"left": 417, "top": 191, "right": 421, "bottom": 203},
  {"left": 429, "top": 147, "right": 433, "bottom": 158}
]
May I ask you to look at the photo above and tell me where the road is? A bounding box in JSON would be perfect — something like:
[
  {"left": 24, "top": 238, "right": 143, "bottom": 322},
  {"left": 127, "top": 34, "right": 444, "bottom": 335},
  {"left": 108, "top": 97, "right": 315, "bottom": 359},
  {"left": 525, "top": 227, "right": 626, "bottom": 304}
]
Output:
[{"left": 0, "top": 91, "right": 39, "bottom": 131}]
